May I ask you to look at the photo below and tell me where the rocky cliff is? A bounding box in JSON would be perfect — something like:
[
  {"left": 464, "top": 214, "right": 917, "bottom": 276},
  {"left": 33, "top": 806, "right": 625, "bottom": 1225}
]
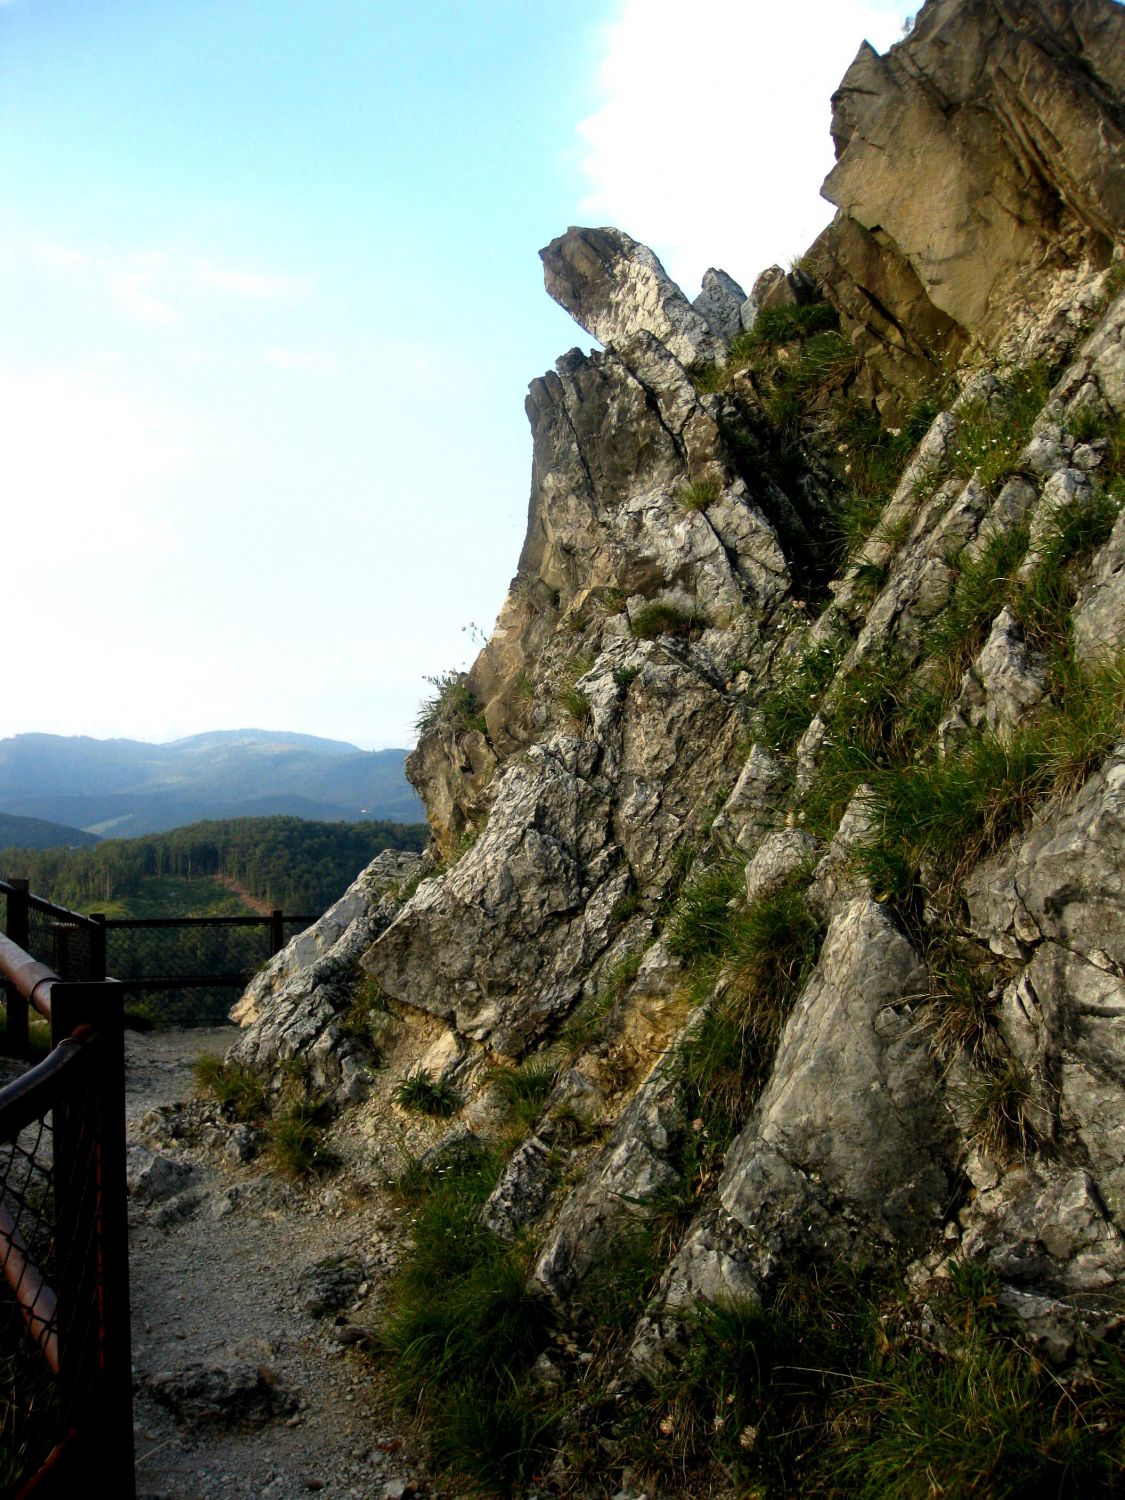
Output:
[{"left": 229, "top": 0, "right": 1125, "bottom": 1492}]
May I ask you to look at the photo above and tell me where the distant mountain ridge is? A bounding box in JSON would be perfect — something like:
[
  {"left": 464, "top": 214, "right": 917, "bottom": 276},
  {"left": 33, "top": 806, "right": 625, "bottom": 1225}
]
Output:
[{"left": 0, "top": 729, "right": 424, "bottom": 837}]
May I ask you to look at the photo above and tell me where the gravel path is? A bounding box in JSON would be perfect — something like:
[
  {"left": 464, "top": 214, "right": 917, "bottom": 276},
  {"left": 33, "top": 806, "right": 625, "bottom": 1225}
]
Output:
[{"left": 124, "top": 1027, "right": 423, "bottom": 1500}]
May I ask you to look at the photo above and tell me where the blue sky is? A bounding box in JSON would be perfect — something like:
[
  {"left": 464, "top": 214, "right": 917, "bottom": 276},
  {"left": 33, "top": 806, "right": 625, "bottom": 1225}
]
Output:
[{"left": 0, "top": 0, "right": 908, "bottom": 749}]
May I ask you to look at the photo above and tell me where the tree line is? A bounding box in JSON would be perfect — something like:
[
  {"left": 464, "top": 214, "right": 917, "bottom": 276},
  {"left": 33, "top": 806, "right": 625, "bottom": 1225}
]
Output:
[{"left": 0, "top": 815, "right": 428, "bottom": 916}]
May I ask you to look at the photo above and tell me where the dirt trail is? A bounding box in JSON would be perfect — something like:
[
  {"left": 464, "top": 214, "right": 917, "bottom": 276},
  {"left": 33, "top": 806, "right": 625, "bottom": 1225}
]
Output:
[{"left": 124, "top": 1027, "right": 422, "bottom": 1500}]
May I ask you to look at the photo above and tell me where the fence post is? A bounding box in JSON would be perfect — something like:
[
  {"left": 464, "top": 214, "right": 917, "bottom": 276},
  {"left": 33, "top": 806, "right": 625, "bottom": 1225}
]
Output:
[
  {"left": 90, "top": 912, "right": 107, "bottom": 982},
  {"left": 270, "top": 909, "right": 284, "bottom": 958},
  {"left": 5, "top": 878, "right": 30, "bottom": 1057},
  {"left": 50, "top": 980, "right": 135, "bottom": 1495}
]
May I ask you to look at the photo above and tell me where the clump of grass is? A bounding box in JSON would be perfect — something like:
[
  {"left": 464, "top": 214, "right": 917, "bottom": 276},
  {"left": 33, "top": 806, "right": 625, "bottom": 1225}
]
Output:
[
  {"left": 923, "top": 950, "right": 1004, "bottom": 1068},
  {"left": 376, "top": 1149, "right": 554, "bottom": 1491},
  {"left": 560, "top": 989, "right": 615, "bottom": 1057},
  {"left": 860, "top": 651, "right": 1125, "bottom": 895},
  {"left": 733, "top": 300, "right": 840, "bottom": 354},
  {"left": 394, "top": 1065, "right": 462, "bottom": 1117},
  {"left": 963, "top": 1056, "right": 1043, "bottom": 1162},
  {"left": 665, "top": 859, "right": 744, "bottom": 965},
  {"left": 269, "top": 1100, "right": 336, "bottom": 1179},
  {"left": 843, "top": 1330, "right": 1125, "bottom": 1498},
  {"left": 929, "top": 524, "right": 1031, "bottom": 692},
  {"left": 941, "top": 364, "right": 1054, "bottom": 495},
  {"left": 752, "top": 633, "right": 846, "bottom": 753},
  {"left": 339, "top": 974, "right": 388, "bottom": 1046},
  {"left": 559, "top": 684, "right": 593, "bottom": 727},
  {"left": 192, "top": 1054, "right": 267, "bottom": 1122},
  {"left": 415, "top": 671, "right": 487, "bottom": 736},
  {"left": 614, "top": 663, "right": 641, "bottom": 687},
  {"left": 629, "top": 601, "right": 704, "bottom": 640},
  {"left": 677, "top": 876, "right": 823, "bottom": 1147},
  {"left": 490, "top": 1054, "right": 561, "bottom": 1133},
  {"left": 677, "top": 476, "right": 721, "bottom": 511}
]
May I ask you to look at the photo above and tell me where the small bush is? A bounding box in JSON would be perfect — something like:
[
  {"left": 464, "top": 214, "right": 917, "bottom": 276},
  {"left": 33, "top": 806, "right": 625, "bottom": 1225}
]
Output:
[
  {"left": 629, "top": 601, "right": 703, "bottom": 640},
  {"left": 394, "top": 1065, "right": 462, "bottom": 1117}
]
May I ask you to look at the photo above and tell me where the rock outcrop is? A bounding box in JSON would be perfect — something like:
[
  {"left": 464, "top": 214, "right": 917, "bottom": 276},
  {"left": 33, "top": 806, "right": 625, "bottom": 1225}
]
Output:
[{"left": 232, "top": 0, "right": 1125, "bottom": 1490}]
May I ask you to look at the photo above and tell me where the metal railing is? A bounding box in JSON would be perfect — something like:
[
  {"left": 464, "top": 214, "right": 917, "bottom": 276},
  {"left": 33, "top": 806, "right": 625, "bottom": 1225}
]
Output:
[
  {"left": 101, "top": 910, "right": 314, "bottom": 1025},
  {"left": 0, "top": 921, "right": 133, "bottom": 1495},
  {"left": 1, "top": 881, "right": 314, "bottom": 1027}
]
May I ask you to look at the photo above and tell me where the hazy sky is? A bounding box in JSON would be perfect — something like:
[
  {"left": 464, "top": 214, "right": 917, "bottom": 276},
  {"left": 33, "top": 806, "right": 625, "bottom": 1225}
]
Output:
[{"left": 0, "top": 0, "right": 908, "bottom": 750}]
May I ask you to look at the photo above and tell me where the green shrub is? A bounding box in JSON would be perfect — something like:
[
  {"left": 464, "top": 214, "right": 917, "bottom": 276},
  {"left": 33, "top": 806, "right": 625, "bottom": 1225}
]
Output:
[{"left": 394, "top": 1065, "right": 462, "bottom": 1117}]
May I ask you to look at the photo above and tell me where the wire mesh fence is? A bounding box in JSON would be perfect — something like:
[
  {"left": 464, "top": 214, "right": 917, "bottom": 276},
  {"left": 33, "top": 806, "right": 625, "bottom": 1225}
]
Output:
[
  {"left": 0, "top": 1001, "right": 133, "bottom": 1495},
  {"left": 0, "top": 1104, "right": 58, "bottom": 1489},
  {"left": 105, "top": 915, "right": 314, "bottom": 1027}
]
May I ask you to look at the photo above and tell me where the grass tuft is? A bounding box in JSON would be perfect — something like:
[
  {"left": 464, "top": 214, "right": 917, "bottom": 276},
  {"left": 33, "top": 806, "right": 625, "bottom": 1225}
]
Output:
[
  {"left": 394, "top": 1066, "right": 462, "bottom": 1117},
  {"left": 192, "top": 1054, "right": 267, "bottom": 1122}
]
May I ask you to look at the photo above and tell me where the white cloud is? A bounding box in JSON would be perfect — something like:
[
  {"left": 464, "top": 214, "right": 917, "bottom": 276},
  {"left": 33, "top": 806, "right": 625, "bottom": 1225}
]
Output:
[
  {"left": 17, "top": 233, "right": 311, "bottom": 325},
  {"left": 576, "top": 0, "right": 909, "bottom": 296}
]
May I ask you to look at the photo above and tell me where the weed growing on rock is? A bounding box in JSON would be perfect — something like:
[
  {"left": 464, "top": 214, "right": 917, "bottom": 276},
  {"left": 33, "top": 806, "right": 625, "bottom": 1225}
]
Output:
[
  {"left": 752, "top": 634, "right": 846, "bottom": 753},
  {"left": 559, "top": 684, "right": 593, "bottom": 728},
  {"left": 394, "top": 1065, "right": 462, "bottom": 1117},
  {"left": 676, "top": 874, "right": 823, "bottom": 1148},
  {"left": 963, "top": 1057, "right": 1044, "bottom": 1162},
  {"left": 945, "top": 364, "right": 1055, "bottom": 494}
]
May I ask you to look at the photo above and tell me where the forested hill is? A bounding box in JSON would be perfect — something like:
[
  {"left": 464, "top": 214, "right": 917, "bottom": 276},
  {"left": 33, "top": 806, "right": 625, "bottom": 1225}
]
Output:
[
  {"left": 0, "top": 729, "right": 424, "bottom": 835},
  {"left": 0, "top": 815, "right": 427, "bottom": 916}
]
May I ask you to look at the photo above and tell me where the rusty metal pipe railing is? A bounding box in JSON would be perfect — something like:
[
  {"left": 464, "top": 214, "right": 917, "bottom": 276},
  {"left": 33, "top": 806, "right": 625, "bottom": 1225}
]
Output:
[
  {"left": 0, "top": 1200, "right": 59, "bottom": 1373},
  {"left": 0, "top": 931, "right": 57, "bottom": 1022}
]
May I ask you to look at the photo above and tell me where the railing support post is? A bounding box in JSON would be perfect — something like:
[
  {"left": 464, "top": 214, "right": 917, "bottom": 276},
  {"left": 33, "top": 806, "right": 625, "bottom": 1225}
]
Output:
[
  {"left": 270, "top": 909, "right": 284, "bottom": 958},
  {"left": 50, "top": 981, "right": 135, "bottom": 1495},
  {"left": 5, "top": 879, "right": 30, "bottom": 1058}
]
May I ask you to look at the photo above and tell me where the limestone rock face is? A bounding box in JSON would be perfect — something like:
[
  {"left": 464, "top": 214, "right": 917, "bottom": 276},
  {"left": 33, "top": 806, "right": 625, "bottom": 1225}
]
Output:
[
  {"left": 231, "top": 0, "right": 1125, "bottom": 1436},
  {"left": 813, "top": 0, "right": 1125, "bottom": 409},
  {"left": 540, "top": 227, "right": 726, "bottom": 367},
  {"left": 720, "top": 899, "right": 951, "bottom": 1255},
  {"left": 824, "top": 0, "right": 1125, "bottom": 348}
]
